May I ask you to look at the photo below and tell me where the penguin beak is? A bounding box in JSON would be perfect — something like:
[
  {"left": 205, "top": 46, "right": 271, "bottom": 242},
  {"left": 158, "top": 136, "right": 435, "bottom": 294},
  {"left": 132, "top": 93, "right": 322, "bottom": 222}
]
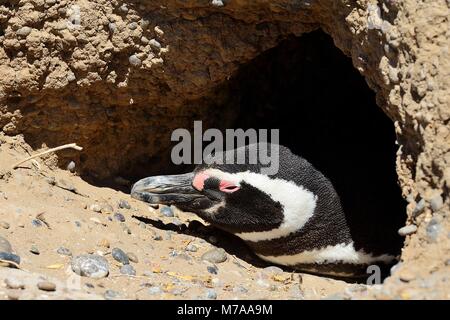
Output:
[{"left": 131, "top": 172, "right": 205, "bottom": 205}]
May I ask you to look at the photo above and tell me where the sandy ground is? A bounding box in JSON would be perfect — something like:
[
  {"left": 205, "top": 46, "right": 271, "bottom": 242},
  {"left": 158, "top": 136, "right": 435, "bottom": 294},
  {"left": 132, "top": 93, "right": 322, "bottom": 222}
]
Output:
[{"left": 0, "top": 134, "right": 447, "bottom": 300}]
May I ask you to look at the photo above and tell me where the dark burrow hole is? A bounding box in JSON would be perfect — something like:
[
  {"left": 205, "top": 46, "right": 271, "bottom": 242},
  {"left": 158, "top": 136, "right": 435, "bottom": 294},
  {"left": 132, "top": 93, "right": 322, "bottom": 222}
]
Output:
[{"left": 136, "top": 29, "right": 406, "bottom": 280}]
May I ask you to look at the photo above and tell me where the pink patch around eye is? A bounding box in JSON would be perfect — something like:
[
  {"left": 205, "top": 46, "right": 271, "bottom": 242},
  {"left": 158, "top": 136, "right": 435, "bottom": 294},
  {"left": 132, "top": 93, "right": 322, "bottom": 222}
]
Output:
[
  {"left": 192, "top": 172, "right": 209, "bottom": 191},
  {"left": 219, "top": 180, "right": 240, "bottom": 193}
]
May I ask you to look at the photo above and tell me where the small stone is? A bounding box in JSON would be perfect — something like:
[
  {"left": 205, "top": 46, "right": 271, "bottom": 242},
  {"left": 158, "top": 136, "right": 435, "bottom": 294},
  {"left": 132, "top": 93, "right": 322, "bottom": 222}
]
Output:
[
  {"left": 4, "top": 277, "right": 25, "bottom": 290},
  {"left": 154, "top": 26, "right": 164, "bottom": 36},
  {"left": 112, "top": 248, "right": 129, "bottom": 265},
  {"left": 141, "top": 36, "right": 149, "bottom": 44},
  {"left": 101, "top": 203, "right": 114, "bottom": 214},
  {"left": 430, "top": 195, "right": 443, "bottom": 211},
  {"left": 153, "top": 235, "right": 162, "bottom": 241},
  {"left": 207, "top": 265, "right": 218, "bottom": 275},
  {"left": 89, "top": 204, "right": 102, "bottom": 212},
  {"left": 148, "top": 286, "right": 162, "bottom": 295},
  {"left": 201, "top": 248, "right": 227, "bottom": 264},
  {"left": 120, "top": 264, "right": 136, "bottom": 276},
  {"left": 108, "top": 22, "right": 116, "bottom": 33},
  {"left": 104, "top": 289, "right": 120, "bottom": 300},
  {"left": 185, "top": 244, "right": 198, "bottom": 252},
  {"left": 67, "top": 72, "right": 76, "bottom": 82},
  {"left": 75, "top": 221, "right": 82, "bottom": 227},
  {"left": 17, "top": 26, "right": 32, "bottom": 37},
  {"left": 129, "top": 55, "right": 142, "bottom": 67},
  {"left": 118, "top": 199, "right": 131, "bottom": 209},
  {"left": 399, "top": 269, "right": 416, "bottom": 282},
  {"left": 31, "top": 219, "right": 43, "bottom": 227},
  {"left": 0, "top": 236, "right": 12, "bottom": 253},
  {"left": 119, "top": 4, "right": 128, "bottom": 13},
  {"left": 263, "top": 266, "right": 284, "bottom": 275},
  {"left": 66, "top": 161, "right": 76, "bottom": 172},
  {"left": 232, "top": 285, "right": 248, "bottom": 294},
  {"left": 0, "top": 221, "right": 10, "bottom": 229},
  {"left": 0, "top": 252, "right": 21, "bottom": 266},
  {"left": 113, "top": 213, "right": 125, "bottom": 222},
  {"left": 121, "top": 223, "right": 132, "bottom": 234},
  {"left": 426, "top": 218, "right": 441, "bottom": 242},
  {"left": 127, "top": 252, "right": 138, "bottom": 263},
  {"left": 211, "top": 0, "right": 224, "bottom": 7},
  {"left": 149, "top": 39, "right": 161, "bottom": 50},
  {"left": 412, "top": 199, "right": 425, "bottom": 217},
  {"left": 71, "top": 254, "right": 109, "bottom": 278},
  {"left": 139, "top": 222, "right": 146, "bottom": 229},
  {"left": 57, "top": 246, "right": 72, "bottom": 256},
  {"left": 398, "top": 224, "right": 417, "bottom": 236},
  {"left": 128, "top": 22, "right": 138, "bottom": 30},
  {"left": 37, "top": 281, "right": 56, "bottom": 292},
  {"left": 98, "top": 239, "right": 110, "bottom": 248},
  {"left": 30, "top": 245, "right": 40, "bottom": 255},
  {"left": 205, "top": 289, "right": 217, "bottom": 300},
  {"left": 160, "top": 206, "right": 174, "bottom": 217}
]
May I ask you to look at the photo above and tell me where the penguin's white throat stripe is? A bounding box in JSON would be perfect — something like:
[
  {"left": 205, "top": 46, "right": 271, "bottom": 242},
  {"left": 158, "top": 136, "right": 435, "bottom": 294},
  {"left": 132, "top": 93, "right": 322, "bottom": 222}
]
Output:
[{"left": 202, "top": 169, "right": 317, "bottom": 242}]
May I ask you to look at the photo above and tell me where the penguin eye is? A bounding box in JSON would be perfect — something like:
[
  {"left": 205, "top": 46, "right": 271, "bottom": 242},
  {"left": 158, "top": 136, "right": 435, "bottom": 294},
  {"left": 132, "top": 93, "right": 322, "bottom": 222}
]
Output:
[{"left": 219, "top": 180, "right": 240, "bottom": 193}]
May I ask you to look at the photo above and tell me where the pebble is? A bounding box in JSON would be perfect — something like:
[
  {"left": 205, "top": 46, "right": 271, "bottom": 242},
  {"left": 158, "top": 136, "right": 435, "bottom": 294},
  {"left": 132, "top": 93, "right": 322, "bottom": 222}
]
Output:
[
  {"left": 118, "top": 199, "right": 131, "bottom": 209},
  {"left": 399, "top": 269, "right": 416, "bottom": 282},
  {"left": 66, "top": 161, "right": 76, "bottom": 172},
  {"left": 201, "top": 248, "right": 227, "bottom": 264},
  {"left": 160, "top": 206, "right": 174, "bottom": 217},
  {"left": 57, "top": 246, "right": 72, "bottom": 256},
  {"left": 112, "top": 248, "right": 129, "bottom": 265},
  {"left": 207, "top": 265, "right": 218, "bottom": 275},
  {"left": 0, "top": 252, "right": 21, "bottom": 265},
  {"left": 398, "top": 224, "right": 417, "bottom": 236},
  {"left": 149, "top": 39, "right": 161, "bottom": 50},
  {"left": 129, "top": 55, "right": 142, "bottom": 67},
  {"left": 98, "top": 239, "right": 110, "bottom": 248},
  {"left": 121, "top": 223, "right": 132, "bottom": 234},
  {"left": 426, "top": 218, "right": 441, "bottom": 242},
  {"left": 89, "top": 204, "right": 102, "bottom": 212},
  {"left": 233, "top": 285, "right": 248, "bottom": 294},
  {"left": 127, "top": 252, "right": 139, "bottom": 263},
  {"left": 211, "top": 0, "right": 224, "bottom": 7},
  {"left": 0, "top": 221, "right": 10, "bottom": 229},
  {"left": 71, "top": 254, "right": 109, "bottom": 278},
  {"left": 30, "top": 245, "right": 40, "bottom": 255},
  {"left": 16, "top": 26, "right": 32, "bottom": 37},
  {"left": 31, "top": 219, "right": 43, "bottom": 227},
  {"left": 412, "top": 199, "right": 425, "bottom": 217},
  {"left": 37, "top": 281, "right": 56, "bottom": 292},
  {"left": 113, "top": 213, "right": 126, "bottom": 222},
  {"left": 430, "top": 195, "right": 443, "bottom": 211},
  {"left": 153, "top": 235, "right": 163, "bottom": 241},
  {"left": 120, "top": 264, "right": 136, "bottom": 276},
  {"left": 185, "top": 244, "right": 198, "bottom": 252},
  {"left": 4, "top": 277, "right": 25, "bottom": 290},
  {"left": 0, "top": 236, "right": 12, "bottom": 253},
  {"left": 108, "top": 22, "right": 116, "bottom": 33},
  {"left": 104, "top": 290, "right": 120, "bottom": 300},
  {"left": 148, "top": 286, "right": 162, "bottom": 295},
  {"left": 128, "top": 22, "right": 138, "bottom": 30},
  {"left": 263, "top": 266, "right": 284, "bottom": 275},
  {"left": 101, "top": 204, "right": 114, "bottom": 214},
  {"left": 75, "top": 221, "right": 82, "bottom": 227},
  {"left": 205, "top": 289, "right": 217, "bottom": 300},
  {"left": 119, "top": 4, "right": 128, "bottom": 13},
  {"left": 139, "top": 222, "right": 146, "bottom": 229}
]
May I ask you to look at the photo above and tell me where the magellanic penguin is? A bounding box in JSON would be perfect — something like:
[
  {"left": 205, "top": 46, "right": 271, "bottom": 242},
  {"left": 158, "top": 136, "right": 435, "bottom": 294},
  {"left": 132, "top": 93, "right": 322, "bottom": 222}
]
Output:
[{"left": 131, "top": 143, "right": 400, "bottom": 278}]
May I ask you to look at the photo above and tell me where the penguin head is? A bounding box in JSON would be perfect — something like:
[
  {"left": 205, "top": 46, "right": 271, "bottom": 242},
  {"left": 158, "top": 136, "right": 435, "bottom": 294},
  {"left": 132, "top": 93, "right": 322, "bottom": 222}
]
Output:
[{"left": 131, "top": 144, "right": 318, "bottom": 239}]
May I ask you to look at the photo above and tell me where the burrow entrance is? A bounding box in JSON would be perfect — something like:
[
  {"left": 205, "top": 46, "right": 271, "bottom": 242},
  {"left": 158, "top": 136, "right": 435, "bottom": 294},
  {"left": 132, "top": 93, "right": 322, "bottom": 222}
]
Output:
[{"left": 126, "top": 29, "right": 407, "bottom": 262}]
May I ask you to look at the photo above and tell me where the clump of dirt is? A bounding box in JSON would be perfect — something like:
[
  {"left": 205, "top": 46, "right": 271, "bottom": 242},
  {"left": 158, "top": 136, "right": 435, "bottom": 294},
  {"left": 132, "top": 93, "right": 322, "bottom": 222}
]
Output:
[{"left": 0, "top": 0, "right": 449, "bottom": 299}]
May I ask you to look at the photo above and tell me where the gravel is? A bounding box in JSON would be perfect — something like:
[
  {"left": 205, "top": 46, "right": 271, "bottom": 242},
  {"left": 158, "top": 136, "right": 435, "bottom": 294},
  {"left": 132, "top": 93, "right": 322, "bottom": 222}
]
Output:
[
  {"left": 104, "top": 290, "right": 120, "bottom": 300},
  {"left": 207, "top": 265, "right": 218, "bottom": 275},
  {"left": 398, "top": 224, "right": 418, "bottom": 236},
  {"left": 205, "top": 289, "right": 217, "bottom": 300},
  {"left": 120, "top": 264, "right": 136, "bottom": 276},
  {"left": 0, "top": 221, "right": 10, "bottom": 229},
  {"left": 30, "top": 245, "right": 40, "bottom": 255},
  {"left": 127, "top": 252, "right": 139, "bottom": 263},
  {"left": 57, "top": 246, "right": 72, "bottom": 256},
  {"left": 160, "top": 206, "right": 174, "bottom": 217},
  {"left": 4, "top": 277, "right": 25, "bottom": 289},
  {"left": 148, "top": 286, "right": 162, "bottom": 295},
  {"left": 201, "top": 248, "right": 227, "bottom": 264},
  {"left": 112, "top": 248, "right": 129, "bottom": 265},
  {"left": 113, "top": 213, "right": 126, "bottom": 222},
  {"left": 129, "top": 55, "right": 142, "bottom": 67},
  {"left": 31, "top": 219, "right": 43, "bottom": 227},
  {"left": 66, "top": 161, "right": 76, "bottom": 172},
  {"left": 71, "top": 254, "right": 109, "bottom": 278},
  {"left": 37, "top": 281, "right": 56, "bottom": 292},
  {"left": 426, "top": 218, "right": 441, "bottom": 242},
  {"left": 185, "top": 244, "right": 198, "bottom": 252},
  {"left": 430, "top": 194, "right": 443, "bottom": 211},
  {"left": 118, "top": 199, "right": 131, "bottom": 209},
  {"left": 16, "top": 26, "right": 32, "bottom": 37}
]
